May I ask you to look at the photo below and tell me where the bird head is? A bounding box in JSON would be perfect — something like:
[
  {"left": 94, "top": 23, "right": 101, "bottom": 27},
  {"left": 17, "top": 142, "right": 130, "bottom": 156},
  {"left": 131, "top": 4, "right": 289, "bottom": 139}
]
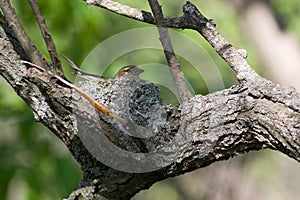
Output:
[{"left": 114, "top": 65, "right": 144, "bottom": 78}]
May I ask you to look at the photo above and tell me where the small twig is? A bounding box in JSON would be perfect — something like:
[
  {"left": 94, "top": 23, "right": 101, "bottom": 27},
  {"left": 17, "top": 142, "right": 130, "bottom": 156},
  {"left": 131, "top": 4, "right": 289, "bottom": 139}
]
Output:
[
  {"left": 147, "top": 0, "right": 192, "bottom": 102},
  {"left": 27, "top": 0, "right": 64, "bottom": 77},
  {"left": 0, "top": 0, "right": 43, "bottom": 66},
  {"left": 87, "top": 0, "right": 153, "bottom": 22}
]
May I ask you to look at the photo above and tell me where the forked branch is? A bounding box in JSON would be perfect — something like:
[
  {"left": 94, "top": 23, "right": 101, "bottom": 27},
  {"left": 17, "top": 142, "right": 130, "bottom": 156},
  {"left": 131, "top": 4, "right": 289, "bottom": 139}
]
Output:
[{"left": 86, "top": 1, "right": 260, "bottom": 84}]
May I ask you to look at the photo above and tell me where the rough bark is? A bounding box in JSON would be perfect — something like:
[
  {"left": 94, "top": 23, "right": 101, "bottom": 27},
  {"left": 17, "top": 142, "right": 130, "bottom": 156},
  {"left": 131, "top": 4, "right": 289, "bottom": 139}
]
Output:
[{"left": 0, "top": 1, "right": 300, "bottom": 200}]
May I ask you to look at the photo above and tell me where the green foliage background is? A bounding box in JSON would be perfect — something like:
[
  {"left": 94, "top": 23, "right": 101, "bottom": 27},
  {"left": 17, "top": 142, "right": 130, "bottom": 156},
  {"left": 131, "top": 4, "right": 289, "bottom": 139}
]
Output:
[{"left": 0, "top": 0, "right": 299, "bottom": 199}]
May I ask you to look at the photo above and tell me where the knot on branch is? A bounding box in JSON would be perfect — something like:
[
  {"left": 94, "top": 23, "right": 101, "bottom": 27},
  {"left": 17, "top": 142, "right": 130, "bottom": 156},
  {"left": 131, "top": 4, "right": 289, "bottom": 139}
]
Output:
[
  {"left": 183, "top": 2, "right": 208, "bottom": 25},
  {"left": 182, "top": 1, "right": 216, "bottom": 30}
]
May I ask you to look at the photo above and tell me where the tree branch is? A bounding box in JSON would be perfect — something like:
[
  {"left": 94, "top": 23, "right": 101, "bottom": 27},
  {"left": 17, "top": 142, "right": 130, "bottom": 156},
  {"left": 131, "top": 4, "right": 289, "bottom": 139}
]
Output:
[
  {"left": 27, "top": 0, "right": 64, "bottom": 77},
  {"left": 147, "top": 0, "right": 192, "bottom": 102},
  {"left": 85, "top": 0, "right": 154, "bottom": 22},
  {"left": 181, "top": 2, "right": 260, "bottom": 84},
  {"left": 85, "top": 0, "right": 187, "bottom": 28}
]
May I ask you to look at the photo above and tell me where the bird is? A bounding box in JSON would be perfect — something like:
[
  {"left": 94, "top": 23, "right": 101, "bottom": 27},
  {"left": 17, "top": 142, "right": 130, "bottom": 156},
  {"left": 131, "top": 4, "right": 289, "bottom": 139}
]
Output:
[
  {"left": 59, "top": 54, "right": 148, "bottom": 152},
  {"left": 60, "top": 53, "right": 144, "bottom": 80},
  {"left": 23, "top": 54, "right": 144, "bottom": 125},
  {"left": 59, "top": 53, "right": 145, "bottom": 125}
]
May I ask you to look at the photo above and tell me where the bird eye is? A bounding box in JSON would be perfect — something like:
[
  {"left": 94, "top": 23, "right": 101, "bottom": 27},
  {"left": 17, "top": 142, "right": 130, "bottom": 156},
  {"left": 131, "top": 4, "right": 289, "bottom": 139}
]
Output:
[{"left": 124, "top": 67, "right": 132, "bottom": 72}]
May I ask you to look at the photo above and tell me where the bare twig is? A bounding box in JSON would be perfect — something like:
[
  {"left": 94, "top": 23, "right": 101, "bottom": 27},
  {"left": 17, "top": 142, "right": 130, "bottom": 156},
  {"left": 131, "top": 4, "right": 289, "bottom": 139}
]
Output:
[
  {"left": 0, "top": 0, "right": 43, "bottom": 66},
  {"left": 87, "top": 0, "right": 153, "bottom": 22},
  {"left": 27, "top": 0, "right": 64, "bottom": 77},
  {"left": 147, "top": 0, "right": 192, "bottom": 102}
]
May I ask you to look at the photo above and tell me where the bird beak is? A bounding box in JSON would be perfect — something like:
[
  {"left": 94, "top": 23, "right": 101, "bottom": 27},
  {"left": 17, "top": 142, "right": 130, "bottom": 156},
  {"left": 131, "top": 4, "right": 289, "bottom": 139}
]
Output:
[{"left": 134, "top": 67, "right": 144, "bottom": 76}]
